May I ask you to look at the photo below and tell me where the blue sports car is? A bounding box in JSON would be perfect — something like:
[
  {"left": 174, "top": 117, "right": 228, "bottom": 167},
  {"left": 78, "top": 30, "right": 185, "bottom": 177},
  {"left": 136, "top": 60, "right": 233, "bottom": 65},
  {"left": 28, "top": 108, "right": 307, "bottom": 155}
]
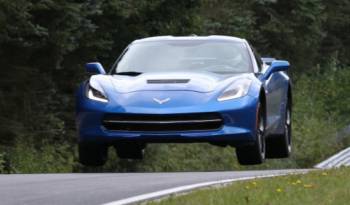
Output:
[{"left": 76, "top": 35, "right": 292, "bottom": 166}]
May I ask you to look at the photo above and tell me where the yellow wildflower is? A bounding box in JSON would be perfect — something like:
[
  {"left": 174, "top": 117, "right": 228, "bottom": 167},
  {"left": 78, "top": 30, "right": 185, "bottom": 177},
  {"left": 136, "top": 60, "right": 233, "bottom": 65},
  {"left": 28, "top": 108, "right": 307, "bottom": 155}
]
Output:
[
  {"left": 303, "top": 184, "right": 314, "bottom": 188},
  {"left": 276, "top": 188, "right": 283, "bottom": 193}
]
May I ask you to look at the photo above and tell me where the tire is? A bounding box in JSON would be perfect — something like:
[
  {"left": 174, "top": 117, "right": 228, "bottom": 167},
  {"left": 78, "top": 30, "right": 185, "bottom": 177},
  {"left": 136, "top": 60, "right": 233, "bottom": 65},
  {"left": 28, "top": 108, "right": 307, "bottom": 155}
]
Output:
[
  {"left": 236, "top": 103, "right": 266, "bottom": 165},
  {"left": 115, "top": 143, "right": 144, "bottom": 160},
  {"left": 79, "top": 142, "right": 108, "bottom": 166},
  {"left": 266, "top": 103, "right": 292, "bottom": 158}
]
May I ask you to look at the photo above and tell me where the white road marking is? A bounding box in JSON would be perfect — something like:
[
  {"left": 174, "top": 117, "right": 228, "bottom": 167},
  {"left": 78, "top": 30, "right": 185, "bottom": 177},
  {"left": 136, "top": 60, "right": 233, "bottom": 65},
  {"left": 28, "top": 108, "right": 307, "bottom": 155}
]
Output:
[{"left": 102, "top": 170, "right": 307, "bottom": 205}]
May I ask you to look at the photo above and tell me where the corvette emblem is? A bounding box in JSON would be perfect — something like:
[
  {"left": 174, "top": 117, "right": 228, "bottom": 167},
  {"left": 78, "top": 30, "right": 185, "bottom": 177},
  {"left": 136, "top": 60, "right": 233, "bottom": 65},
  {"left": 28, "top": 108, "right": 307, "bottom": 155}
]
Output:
[{"left": 153, "top": 97, "right": 171, "bottom": 104}]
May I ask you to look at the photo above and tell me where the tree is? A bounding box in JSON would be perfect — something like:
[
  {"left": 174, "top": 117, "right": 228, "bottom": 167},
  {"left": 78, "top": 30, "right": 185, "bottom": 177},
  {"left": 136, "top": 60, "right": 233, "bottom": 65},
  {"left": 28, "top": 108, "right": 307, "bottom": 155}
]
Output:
[{"left": 251, "top": 0, "right": 325, "bottom": 72}]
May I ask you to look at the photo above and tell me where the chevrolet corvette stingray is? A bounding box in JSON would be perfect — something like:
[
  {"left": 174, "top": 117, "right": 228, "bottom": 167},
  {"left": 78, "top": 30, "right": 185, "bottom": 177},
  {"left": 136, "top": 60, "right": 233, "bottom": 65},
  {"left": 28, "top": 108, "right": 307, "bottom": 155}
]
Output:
[{"left": 76, "top": 35, "right": 292, "bottom": 166}]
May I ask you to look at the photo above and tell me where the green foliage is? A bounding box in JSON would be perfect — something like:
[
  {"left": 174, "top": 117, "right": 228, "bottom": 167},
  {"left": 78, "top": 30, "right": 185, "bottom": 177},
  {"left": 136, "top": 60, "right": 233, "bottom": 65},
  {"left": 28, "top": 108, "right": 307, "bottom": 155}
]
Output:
[
  {"left": 0, "top": 0, "right": 349, "bottom": 173},
  {"left": 113, "top": 144, "right": 237, "bottom": 172},
  {"left": 103, "top": 67, "right": 350, "bottom": 172},
  {"left": 321, "top": 0, "right": 350, "bottom": 66},
  {"left": 72, "top": 67, "right": 350, "bottom": 172},
  {"left": 0, "top": 0, "right": 204, "bottom": 173},
  {"left": 0, "top": 152, "right": 4, "bottom": 173},
  {"left": 6, "top": 138, "right": 74, "bottom": 173},
  {"left": 253, "top": 0, "right": 325, "bottom": 72},
  {"left": 199, "top": 0, "right": 257, "bottom": 38},
  {"left": 257, "top": 67, "right": 350, "bottom": 169}
]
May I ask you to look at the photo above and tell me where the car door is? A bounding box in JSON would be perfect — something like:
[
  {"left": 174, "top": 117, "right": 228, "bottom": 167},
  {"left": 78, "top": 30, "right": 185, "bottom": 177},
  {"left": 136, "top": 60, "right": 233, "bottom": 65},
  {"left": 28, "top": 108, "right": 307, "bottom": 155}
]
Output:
[
  {"left": 251, "top": 49, "right": 286, "bottom": 133},
  {"left": 264, "top": 70, "right": 287, "bottom": 132}
]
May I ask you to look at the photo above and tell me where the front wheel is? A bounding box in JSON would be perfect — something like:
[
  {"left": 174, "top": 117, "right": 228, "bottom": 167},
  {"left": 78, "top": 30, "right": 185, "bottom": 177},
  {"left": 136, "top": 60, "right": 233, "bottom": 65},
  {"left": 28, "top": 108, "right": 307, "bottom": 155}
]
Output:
[
  {"left": 236, "top": 103, "right": 266, "bottom": 165},
  {"left": 266, "top": 104, "right": 292, "bottom": 158}
]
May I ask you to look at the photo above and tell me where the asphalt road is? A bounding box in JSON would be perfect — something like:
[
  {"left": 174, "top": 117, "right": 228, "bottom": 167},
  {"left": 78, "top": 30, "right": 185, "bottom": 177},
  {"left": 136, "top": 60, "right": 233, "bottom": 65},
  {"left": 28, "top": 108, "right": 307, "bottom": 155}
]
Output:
[{"left": 0, "top": 169, "right": 308, "bottom": 205}]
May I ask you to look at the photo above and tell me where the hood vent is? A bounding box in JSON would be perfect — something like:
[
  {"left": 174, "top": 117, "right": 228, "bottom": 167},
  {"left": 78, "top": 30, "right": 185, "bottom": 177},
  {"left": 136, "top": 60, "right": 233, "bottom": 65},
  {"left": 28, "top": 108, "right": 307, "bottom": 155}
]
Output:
[{"left": 147, "top": 79, "right": 190, "bottom": 84}]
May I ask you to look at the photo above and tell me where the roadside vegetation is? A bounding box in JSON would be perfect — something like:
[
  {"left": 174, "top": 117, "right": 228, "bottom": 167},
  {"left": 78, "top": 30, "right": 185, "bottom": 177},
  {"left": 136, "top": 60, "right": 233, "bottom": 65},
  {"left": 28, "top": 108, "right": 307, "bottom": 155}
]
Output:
[
  {"left": 101, "top": 66, "right": 350, "bottom": 172},
  {"left": 147, "top": 167, "right": 350, "bottom": 205},
  {"left": 0, "top": 0, "right": 349, "bottom": 173}
]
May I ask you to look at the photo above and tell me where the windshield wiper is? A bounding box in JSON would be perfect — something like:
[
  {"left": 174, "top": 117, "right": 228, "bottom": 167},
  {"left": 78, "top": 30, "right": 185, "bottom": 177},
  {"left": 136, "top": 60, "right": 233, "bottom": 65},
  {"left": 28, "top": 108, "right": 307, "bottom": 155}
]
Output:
[{"left": 116, "top": 71, "right": 142, "bottom": 76}]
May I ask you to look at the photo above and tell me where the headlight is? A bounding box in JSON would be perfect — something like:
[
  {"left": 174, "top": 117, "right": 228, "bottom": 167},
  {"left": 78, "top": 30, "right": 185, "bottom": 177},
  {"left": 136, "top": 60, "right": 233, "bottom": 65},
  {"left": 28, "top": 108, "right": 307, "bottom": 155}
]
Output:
[
  {"left": 218, "top": 78, "right": 252, "bottom": 101},
  {"left": 87, "top": 83, "right": 108, "bottom": 103}
]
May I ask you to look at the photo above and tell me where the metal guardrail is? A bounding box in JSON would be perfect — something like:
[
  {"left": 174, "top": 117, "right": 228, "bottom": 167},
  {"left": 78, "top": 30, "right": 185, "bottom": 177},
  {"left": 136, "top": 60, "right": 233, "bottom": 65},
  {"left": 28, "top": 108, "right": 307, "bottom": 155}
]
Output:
[
  {"left": 315, "top": 147, "right": 350, "bottom": 169},
  {"left": 315, "top": 124, "right": 350, "bottom": 169}
]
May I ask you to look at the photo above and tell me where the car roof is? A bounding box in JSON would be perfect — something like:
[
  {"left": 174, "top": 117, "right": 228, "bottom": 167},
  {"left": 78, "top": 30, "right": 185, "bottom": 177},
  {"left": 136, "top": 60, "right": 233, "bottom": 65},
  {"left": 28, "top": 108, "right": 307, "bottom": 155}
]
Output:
[{"left": 132, "top": 35, "right": 246, "bottom": 44}]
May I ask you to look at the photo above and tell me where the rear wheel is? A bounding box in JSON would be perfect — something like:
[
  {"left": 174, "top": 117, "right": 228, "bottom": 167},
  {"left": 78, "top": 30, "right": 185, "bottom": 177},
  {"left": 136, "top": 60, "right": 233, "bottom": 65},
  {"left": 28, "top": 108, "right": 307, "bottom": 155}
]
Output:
[
  {"left": 79, "top": 142, "right": 108, "bottom": 166},
  {"left": 266, "top": 104, "right": 292, "bottom": 158},
  {"left": 115, "top": 143, "right": 144, "bottom": 160},
  {"left": 236, "top": 103, "right": 266, "bottom": 165}
]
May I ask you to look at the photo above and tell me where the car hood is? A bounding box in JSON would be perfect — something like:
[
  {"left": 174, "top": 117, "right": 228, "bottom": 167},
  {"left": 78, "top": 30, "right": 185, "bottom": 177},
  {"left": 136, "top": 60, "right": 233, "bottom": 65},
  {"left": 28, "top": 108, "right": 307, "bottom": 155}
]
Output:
[{"left": 90, "top": 71, "right": 254, "bottom": 94}]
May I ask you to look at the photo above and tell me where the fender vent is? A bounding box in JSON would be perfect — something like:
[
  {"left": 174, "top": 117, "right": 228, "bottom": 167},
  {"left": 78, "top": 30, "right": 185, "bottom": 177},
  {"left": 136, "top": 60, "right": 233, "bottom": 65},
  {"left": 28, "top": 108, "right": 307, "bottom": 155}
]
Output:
[{"left": 147, "top": 79, "right": 190, "bottom": 84}]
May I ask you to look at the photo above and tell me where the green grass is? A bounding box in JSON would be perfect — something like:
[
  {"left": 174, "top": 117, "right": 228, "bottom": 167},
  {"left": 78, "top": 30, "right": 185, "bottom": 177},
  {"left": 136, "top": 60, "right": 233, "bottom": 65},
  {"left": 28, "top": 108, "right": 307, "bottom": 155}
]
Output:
[{"left": 147, "top": 167, "right": 350, "bottom": 205}]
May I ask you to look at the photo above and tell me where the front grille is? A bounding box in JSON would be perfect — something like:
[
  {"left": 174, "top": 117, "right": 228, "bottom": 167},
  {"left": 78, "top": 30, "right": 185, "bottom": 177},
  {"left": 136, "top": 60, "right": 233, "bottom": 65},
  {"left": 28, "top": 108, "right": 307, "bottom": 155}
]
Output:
[{"left": 102, "top": 113, "right": 223, "bottom": 132}]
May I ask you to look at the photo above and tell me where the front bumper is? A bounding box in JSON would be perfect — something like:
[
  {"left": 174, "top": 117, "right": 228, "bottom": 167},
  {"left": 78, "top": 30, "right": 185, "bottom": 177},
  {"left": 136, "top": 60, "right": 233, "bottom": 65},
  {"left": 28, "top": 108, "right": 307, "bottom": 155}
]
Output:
[{"left": 76, "top": 89, "right": 259, "bottom": 146}]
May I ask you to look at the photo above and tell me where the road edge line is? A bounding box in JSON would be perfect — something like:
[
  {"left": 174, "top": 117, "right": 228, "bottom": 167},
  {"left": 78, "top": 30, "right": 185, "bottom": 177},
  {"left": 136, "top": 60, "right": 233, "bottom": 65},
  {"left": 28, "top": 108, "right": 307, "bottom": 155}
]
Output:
[{"left": 102, "top": 170, "right": 308, "bottom": 205}]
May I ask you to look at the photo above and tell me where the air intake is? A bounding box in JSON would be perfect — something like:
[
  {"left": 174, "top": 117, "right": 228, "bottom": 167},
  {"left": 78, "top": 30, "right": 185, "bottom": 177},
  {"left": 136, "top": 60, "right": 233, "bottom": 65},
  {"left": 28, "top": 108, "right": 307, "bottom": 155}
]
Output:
[{"left": 147, "top": 79, "right": 190, "bottom": 84}]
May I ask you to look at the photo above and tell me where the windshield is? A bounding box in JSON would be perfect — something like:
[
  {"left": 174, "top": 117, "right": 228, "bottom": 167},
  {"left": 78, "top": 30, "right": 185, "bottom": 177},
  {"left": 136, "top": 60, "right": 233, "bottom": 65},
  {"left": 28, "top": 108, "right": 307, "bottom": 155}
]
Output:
[{"left": 113, "top": 40, "right": 253, "bottom": 74}]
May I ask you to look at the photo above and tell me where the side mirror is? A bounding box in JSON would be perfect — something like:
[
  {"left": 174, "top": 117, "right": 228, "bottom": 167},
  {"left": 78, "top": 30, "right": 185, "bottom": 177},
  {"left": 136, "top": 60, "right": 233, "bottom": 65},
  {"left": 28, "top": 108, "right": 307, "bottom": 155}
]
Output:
[
  {"left": 261, "top": 57, "right": 276, "bottom": 66},
  {"left": 85, "top": 62, "right": 106, "bottom": 75},
  {"left": 262, "top": 60, "right": 290, "bottom": 80}
]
